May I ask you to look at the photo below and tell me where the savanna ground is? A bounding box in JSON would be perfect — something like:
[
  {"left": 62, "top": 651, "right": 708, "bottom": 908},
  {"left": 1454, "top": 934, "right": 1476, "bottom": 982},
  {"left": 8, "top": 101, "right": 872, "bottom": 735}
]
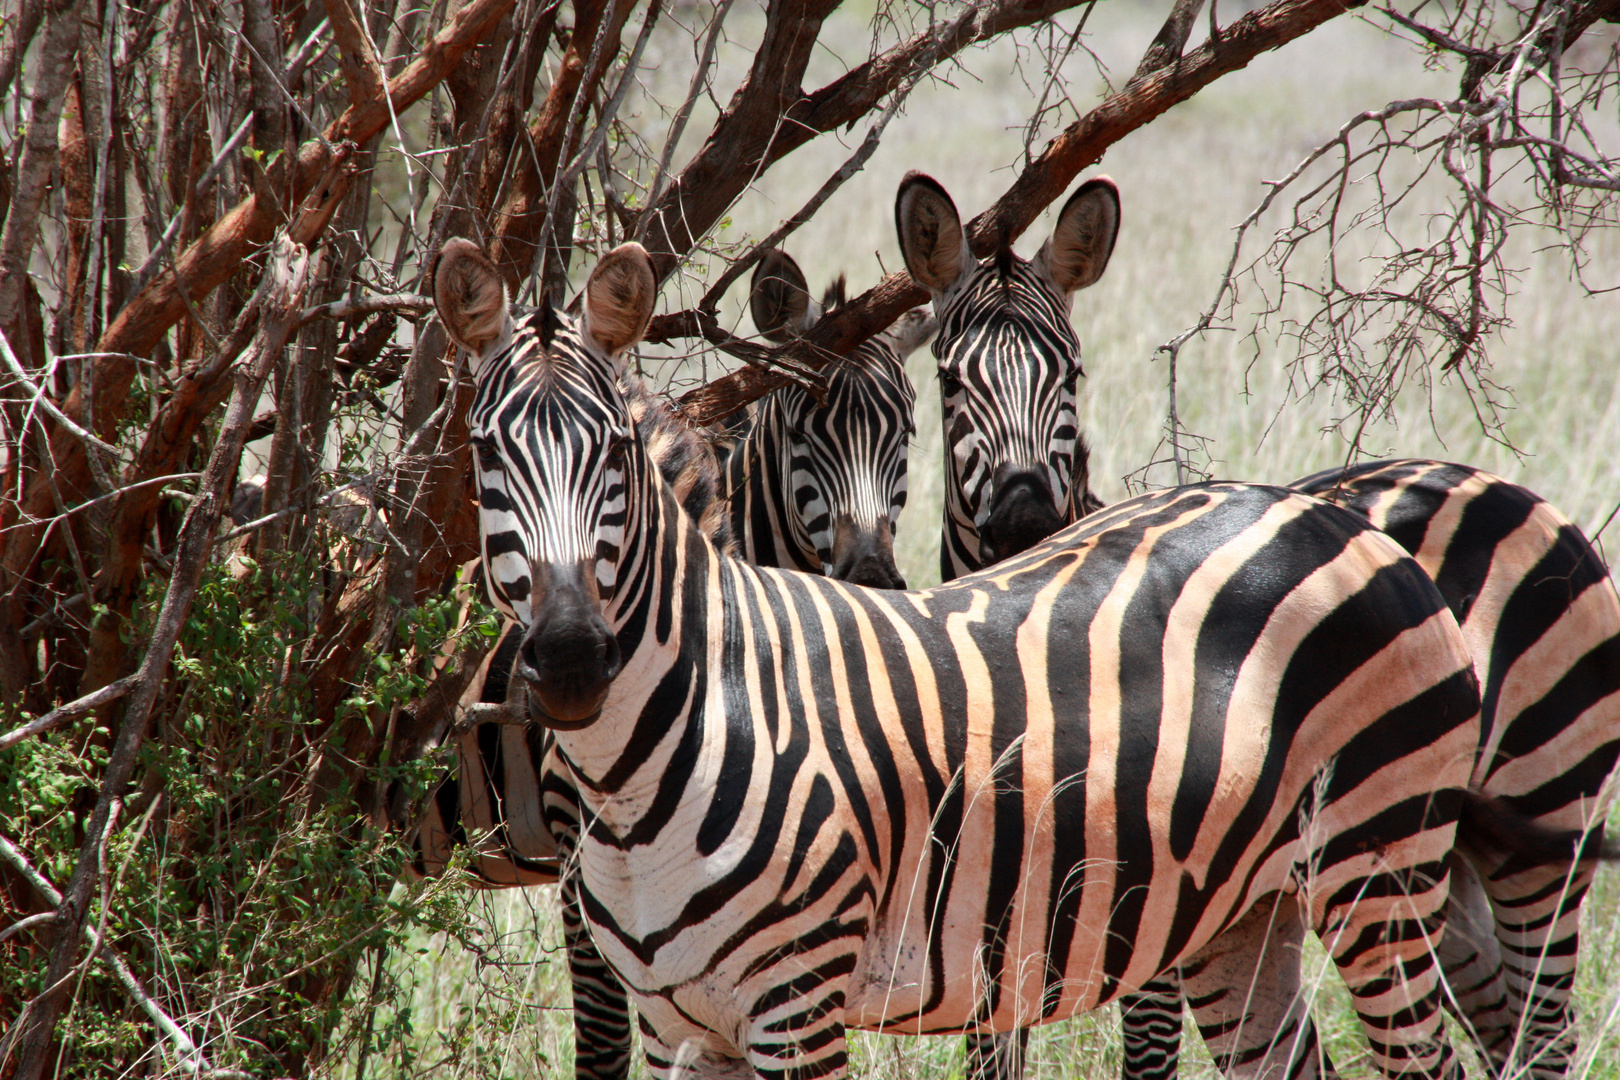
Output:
[{"left": 344, "top": 4, "right": 1620, "bottom": 1079}]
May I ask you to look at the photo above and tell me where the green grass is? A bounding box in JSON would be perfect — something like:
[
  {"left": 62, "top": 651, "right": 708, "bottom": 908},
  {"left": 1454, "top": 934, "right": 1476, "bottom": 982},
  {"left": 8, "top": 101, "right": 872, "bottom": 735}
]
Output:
[{"left": 340, "top": 4, "right": 1620, "bottom": 1077}]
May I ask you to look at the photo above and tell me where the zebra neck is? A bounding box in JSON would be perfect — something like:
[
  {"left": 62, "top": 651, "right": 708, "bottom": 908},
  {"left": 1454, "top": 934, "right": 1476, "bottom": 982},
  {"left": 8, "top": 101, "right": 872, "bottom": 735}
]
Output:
[
  {"left": 556, "top": 473, "right": 720, "bottom": 799},
  {"left": 728, "top": 410, "right": 820, "bottom": 575}
]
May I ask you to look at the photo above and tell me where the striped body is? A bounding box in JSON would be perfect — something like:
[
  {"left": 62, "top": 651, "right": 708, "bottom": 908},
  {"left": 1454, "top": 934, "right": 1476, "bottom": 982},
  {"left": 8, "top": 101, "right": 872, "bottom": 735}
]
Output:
[
  {"left": 565, "top": 483, "right": 1478, "bottom": 1078},
  {"left": 1110, "top": 461, "right": 1620, "bottom": 1080},
  {"left": 431, "top": 237, "right": 1494, "bottom": 1080}
]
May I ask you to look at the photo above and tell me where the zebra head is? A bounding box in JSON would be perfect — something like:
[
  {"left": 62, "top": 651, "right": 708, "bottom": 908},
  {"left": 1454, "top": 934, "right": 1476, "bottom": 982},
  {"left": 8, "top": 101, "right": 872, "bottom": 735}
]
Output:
[
  {"left": 747, "top": 249, "right": 925, "bottom": 589},
  {"left": 433, "top": 238, "right": 659, "bottom": 729},
  {"left": 895, "top": 173, "right": 1119, "bottom": 579}
]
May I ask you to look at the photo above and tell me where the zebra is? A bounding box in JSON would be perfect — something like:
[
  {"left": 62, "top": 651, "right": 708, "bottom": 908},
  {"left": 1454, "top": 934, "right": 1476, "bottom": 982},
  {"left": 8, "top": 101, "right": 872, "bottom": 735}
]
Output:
[
  {"left": 1121, "top": 461, "right": 1620, "bottom": 1080},
  {"left": 726, "top": 249, "right": 930, "bottom": 589},
  {"left": 894, "top": 172, "right": 1115, "bottom": 584},
  {"left": 410, "top": 241, "right": 927, "bottom": 1079},
  {"left": 429, "top": 234, "right": 1519, "bottom": 1080},
  {"left": 894, "top": 172, "right": 1620, "bottom": 1080},
  {"left": 895, "top": 170, "right": 1116, "bottom": 1073}
]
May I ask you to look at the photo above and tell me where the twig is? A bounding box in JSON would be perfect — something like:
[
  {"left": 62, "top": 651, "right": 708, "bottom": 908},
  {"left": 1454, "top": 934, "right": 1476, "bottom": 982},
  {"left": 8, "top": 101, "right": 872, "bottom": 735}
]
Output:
[
  {"left": 0, "top": 674, "right": 141, "bottom": 751},
  {"left": 295, "top": 292, "right": 434, "bottom": 328},
  {"left": 0, "top": 325, "right": 124, "bottom": 489}
]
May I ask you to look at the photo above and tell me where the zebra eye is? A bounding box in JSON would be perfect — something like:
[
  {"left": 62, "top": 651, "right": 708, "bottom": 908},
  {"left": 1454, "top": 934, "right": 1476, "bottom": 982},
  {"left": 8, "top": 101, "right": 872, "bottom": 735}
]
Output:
[
  {"left": 938, "top": 369, "right": 963, "bottom": 397},
  {"left": 472, "top": 437, "right": 502, "bottom": 473},
  {"left": 1062, "top": 366, "right": 1083, "bottom": 392},
  {"left": 604, "top": 434, "right": 630, "bottom": 470}
]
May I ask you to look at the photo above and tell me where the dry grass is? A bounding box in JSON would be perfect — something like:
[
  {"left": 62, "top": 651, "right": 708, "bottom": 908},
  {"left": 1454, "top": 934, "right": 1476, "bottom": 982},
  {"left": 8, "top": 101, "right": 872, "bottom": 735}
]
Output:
[{"left": 345, "top": 3, "right": 1620, "bottom": 1077}]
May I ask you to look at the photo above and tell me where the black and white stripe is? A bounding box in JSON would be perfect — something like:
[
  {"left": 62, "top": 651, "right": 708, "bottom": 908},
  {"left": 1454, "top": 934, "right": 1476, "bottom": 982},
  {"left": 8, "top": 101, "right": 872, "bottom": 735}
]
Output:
[
  {"left": 895, "top": 172, "right": 1115, "bottom": 583},
  {"left": 727, "top": 250, "right": 926, "bottom": 588},
  {"left": 431, "top": 237, "right": 1502, "bottom": 1080}
]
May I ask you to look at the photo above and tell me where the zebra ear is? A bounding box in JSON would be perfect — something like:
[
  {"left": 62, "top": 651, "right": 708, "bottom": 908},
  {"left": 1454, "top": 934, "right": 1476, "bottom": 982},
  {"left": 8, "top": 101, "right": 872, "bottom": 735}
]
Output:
[
  {"left": 1035, "top": 176, "right": 1119, "bottom": 294},
  {"left": 750, "top": 250, "right": 813, "bottom": 343},
  {"left": 896, "top": 172, "right": 976, "bottom": 294},
  {"left": 431, "top": 238, "right": 510, "bottom": 360},
  {"left": 581, "top": 242, "right": 657, "bottom": 357}
]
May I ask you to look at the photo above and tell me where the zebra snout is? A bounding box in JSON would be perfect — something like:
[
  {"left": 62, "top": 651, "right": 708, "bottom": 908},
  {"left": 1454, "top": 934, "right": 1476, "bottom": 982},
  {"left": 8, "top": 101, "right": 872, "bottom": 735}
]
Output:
[
  {"left": 517, "top": 568, "right": 622, "bottom": 729},
  {"left": 979, "top": 465, "right": 1064, "bottom": 566},
  {"left": 828, "top": 516, "right": 907, "bottom": 590}
]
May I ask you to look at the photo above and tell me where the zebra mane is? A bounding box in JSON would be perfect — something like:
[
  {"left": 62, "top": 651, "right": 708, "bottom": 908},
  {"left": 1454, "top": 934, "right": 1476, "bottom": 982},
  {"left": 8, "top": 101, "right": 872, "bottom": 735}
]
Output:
[
  {"left": 994, "top": 221, "right": 1015, "bottom": 302},
  {"left": 619, "top": 371, "right": 735, "bottom": 553},
  {"left": 820, "top": 275, "right": 847, "bottom": 317}
]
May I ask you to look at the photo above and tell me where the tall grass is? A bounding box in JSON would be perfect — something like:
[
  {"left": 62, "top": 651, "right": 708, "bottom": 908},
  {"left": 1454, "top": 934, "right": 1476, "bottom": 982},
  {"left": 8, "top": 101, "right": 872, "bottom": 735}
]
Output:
[{"left": 346, "top": 4, "right": 1620, "bottom": 1077}]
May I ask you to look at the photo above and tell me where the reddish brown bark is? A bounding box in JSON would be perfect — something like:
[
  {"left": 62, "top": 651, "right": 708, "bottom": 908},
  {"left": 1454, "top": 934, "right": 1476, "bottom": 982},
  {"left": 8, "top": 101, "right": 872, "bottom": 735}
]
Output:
[{"left": 488, "top": 0, "right": 636, "bottom": 289}]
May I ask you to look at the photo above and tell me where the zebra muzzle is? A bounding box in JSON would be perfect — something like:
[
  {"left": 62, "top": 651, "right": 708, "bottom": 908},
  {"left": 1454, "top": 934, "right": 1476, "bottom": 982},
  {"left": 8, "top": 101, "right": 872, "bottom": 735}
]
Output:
[
  {"left": 978, "top": 465, "right": 1065, "bottom": 565},
  {"left": 828, "top": 516, "right": 907, "bottom": 590},
  {"left": 516, "top": 563, "right": 622, "bottom": 729}
]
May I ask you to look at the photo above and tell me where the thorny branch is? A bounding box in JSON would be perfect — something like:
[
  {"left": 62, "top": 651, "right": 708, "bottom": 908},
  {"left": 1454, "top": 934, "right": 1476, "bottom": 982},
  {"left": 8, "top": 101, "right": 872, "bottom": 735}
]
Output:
[{"left": 1142, "top": 0, "right": 1620, "bottom": 487}]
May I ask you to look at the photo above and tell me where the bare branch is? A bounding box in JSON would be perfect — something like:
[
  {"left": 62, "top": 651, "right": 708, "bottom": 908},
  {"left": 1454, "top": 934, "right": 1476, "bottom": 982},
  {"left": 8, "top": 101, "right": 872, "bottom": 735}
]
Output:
[
  {"left": 1130, "top": 0, "right": 1210, "bottom": 84},
  {"left": 0, "top": 674, "right": 141, "bottom": 752},
  {"left": 678, "top": 0, "right": 1369, "bottom": 425},
  {"left": 296, "top": 292, "right": 435, "bottom": 328}
]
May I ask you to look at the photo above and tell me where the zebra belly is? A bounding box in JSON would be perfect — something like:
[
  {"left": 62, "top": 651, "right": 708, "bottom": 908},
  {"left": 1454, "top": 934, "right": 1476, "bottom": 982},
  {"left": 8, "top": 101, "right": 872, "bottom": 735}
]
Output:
[{"left": 840, "top": 840, "right": 1301, "bottom": 1035}]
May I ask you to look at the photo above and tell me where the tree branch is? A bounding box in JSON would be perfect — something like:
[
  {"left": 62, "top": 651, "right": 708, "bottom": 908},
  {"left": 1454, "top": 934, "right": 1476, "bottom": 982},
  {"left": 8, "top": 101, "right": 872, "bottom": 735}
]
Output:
[{"left": 677, "top": 0, "right": 1368, "bottom": 425}]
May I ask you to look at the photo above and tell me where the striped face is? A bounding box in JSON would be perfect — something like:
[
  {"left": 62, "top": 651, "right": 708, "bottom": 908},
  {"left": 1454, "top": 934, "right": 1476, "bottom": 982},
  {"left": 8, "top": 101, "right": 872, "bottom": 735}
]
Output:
[
  {"left": 466, "top": 318, "right": 635, "bottom": 625},
  {"left": 741, "top": 250, "right": 929, "bottom": 588},
  {"left": 434, "top": 239, "right": 658, "bottom": 727},
  {"left": 896, "top": 173, "right": 1119, "bottom": 581},
  {"left": 770, "top": 344, "right": 916, "bottom": 576},
  {"left": 931, "top": 259, "right": 1084, "bottom": 574}
]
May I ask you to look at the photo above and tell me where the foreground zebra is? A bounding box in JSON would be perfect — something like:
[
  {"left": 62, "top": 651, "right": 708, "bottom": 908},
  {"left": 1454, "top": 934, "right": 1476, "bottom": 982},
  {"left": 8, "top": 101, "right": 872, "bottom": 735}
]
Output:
[
  {"left": 432, "top": 235, "right": 1509, "bottom": 1080},
  {"left": 895, "top": 172, "right": 1620, "bottom": 1080},
  {"left": 411, "top": 247, "right": 927, "bottom": 1078}
]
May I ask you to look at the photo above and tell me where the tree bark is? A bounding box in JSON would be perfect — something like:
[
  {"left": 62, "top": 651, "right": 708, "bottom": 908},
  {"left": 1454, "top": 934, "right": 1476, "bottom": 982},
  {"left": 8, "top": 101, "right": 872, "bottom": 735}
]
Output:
[{"left": 0, "top": 0, "right": 88, "bottom": 357}]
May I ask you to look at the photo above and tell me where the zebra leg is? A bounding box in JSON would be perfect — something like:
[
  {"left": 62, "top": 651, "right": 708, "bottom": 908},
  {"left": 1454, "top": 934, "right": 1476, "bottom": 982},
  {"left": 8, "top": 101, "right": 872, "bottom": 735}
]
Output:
[
  {"left": 1428, "top": 853, "right": 1513, "bottom": 1075},
  {"left": 542, "top": 755, "right": 634, "bottom": 1080},
  {"left": 965, "top": 1029, "right": 1028, "bottom": 1080},
  {"left": 560, "top": 859, "right": 634, "bottom": 1080},
  {"left": 1179, "top": 895, "right": 1329, "bottom": 1080},
  {"left": 745, "top": 992, "right": 850, "bottom": 1080},
  {"left": 1119, "top": 977, "right": 1185, "bottom": 1080},
  {"left": 1474, "top": 856, "right": 1596, "bottom": 1080},
  {"left": 1310, "top": 854, "right": 1460, "bottom": 1080}
]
